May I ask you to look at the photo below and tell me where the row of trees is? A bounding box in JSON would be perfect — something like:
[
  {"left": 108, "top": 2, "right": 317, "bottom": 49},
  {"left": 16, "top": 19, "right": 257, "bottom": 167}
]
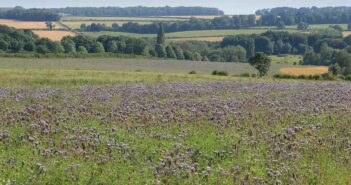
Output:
[
  {"left": 0, "top": 6, "right": 60, "bottom": 21},
  {"left": 80, "top": 15, "right": 258, "bottom": 34},
  {"left": 221, "top": 31, "right": 351, "bottom": 57},
  {"left": 51, "top": 6, "right": 224, "bottom": 17},
  {"left": 257, "top": 6, "right": 351, "bottom": 26}
]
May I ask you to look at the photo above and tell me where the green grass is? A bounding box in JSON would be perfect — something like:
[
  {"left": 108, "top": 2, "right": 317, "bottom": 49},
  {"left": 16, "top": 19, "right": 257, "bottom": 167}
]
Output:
[
  {"left": 0, "top": 57, "right": 301, "bottom": 77},
  {"left": 0, "top": 69, "right": 245, "bottom": 87}
]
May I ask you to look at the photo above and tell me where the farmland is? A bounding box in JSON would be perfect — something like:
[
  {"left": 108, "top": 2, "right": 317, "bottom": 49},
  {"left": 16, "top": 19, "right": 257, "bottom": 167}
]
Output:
[
  {"left": 83, "top": 29, "right": 300, "bottom": 39},
  {"left": 32, "top": 30, "right": 77, "bottom": 41},
  {"left": 279, "top": 66, "right": 329, "bottom": 76},
  {"left": 0, "top": 80, "right": 350, "bottom": 184},
  {"left": 0, "top": 19, "right": 62, "bottom": 29},
  {"left": 0, "top": 56, "right": 305, "bottom": 77}
]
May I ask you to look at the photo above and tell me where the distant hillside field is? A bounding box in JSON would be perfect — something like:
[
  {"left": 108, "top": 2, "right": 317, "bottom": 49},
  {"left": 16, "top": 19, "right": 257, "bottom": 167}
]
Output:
[
  {"left": 32, "top": 30, "right": 77, "bottom": 41},
  {"left": 0, "top": 19, "right": 62, "bottom": 29}
]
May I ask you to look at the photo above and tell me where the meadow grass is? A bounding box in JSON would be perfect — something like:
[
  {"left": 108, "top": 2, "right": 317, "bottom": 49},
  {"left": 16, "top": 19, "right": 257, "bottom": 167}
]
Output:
[
  {"left": 0, "top": 57, "right": 298, "bottom": 76},
  {"left": 0, "top": 68, "right": 246, "bottom": 87}
]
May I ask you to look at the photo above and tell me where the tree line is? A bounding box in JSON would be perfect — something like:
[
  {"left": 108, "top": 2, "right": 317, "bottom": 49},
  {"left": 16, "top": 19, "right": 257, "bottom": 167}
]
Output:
[
  {"left": 0, "top": 6, "right": 60, "bottom": 21},
  {"left": 256, "top": 6, "right": 351, "bottom": 26},
  {"left": 51, "top": 6, "right": 224, "bottom": 17},
  {"left": 80, "top": 15, "right": 257, "bottom": 34}
]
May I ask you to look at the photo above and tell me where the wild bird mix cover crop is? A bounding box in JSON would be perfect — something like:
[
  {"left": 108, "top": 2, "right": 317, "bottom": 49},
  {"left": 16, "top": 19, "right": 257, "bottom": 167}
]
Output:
[{"left": 0, "top": 81, "right": 350, "bottom": 184}]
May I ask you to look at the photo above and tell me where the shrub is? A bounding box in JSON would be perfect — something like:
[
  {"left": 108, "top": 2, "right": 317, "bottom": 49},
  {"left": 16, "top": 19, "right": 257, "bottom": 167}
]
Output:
[
  {"left": 212, "top": 70, "right": 228, "bottom": 76},
  {"left": 189, "top": 70, "right": 197, "bottom": 74},
  {"left": 345, "top": 75, "right": 351, "bottom": 81},
  {"left": 240, "top": 73, "right": 251, "bottom": 77}
]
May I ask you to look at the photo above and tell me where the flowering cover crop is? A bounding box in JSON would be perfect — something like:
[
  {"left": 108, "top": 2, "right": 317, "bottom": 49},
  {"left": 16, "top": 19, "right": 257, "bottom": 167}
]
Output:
[{"left": 0, "top": 81, "right": 350, "bottom": 184}]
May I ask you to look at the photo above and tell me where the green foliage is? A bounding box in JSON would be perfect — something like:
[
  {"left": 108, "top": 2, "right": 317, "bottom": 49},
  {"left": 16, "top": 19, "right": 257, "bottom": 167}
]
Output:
[
  {"left": 212, "top": 70, "right": 228, "bottom": 76},
  {"left": 0, "top": 39, "right": 9, "bottom": 51},
  {"left": 277, "top": 21, "right": 286, "bottom": 29},
  {"left": 189, "top": 70, "right": 197, "bottom": 74},
  {"left": 333, "top": 50, "right": 351, "bottom": 75},
  {"left": 165, "top": 45, "right": 176, "bottom": 59},
  {"left": 255, "top": 36, "right": 273, "bottom": 55},
  {"left": 106, "top": 40, "right": 119, "bottom": 53},
  {"left": 51, "top": 42, "right": 64, "bottom": 54},
  {"left": 249, "top": 52, "right": 271, "bottom": 77},
  {"left": 156, "top": 23, "right": 166, "bottom": 45},
  {"left": 91, "top": 42, "right": 105, "bottom": 53},
  {"left": 155, "top": 44, "right": 167, "bottom": 58},
  {"left": 172, "top": 46, "right": 184, "bottom": 60},
  {"left": 77, "top": 46, "right": 88, "bottom": 54},
  {"left": 329, "top": 63, "right": 342, "bottom": 75},
  {"left": 297, "top": 22, "right": 309, "bottom": 30},
  {"left": 36, "top": 45, "right": 50, "bottom": 54},
  {"left": 61, "top": 38, "right": 76, "bottom": 53},
  {"left": 221, "top": 46, "right": 247, "bottom": 62},
  {"left": 23, "top": 42, "right": 36, "bottom": 52}
]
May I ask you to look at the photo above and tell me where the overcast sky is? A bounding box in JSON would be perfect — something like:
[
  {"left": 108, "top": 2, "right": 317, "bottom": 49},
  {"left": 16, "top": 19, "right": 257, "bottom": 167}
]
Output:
[{"left": 1, "top": 0, "right": 351, "bottom": 14}]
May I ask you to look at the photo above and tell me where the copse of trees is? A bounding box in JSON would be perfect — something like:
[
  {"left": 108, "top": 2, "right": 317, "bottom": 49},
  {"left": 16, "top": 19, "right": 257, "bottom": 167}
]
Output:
[
  {"left": 51, "top": 6, "right": 224, "bottom": 17},
  {"left": 256, "top": 6, "right": 351, "bottom": 26},
  {"left": 0, "top": 6, "right": 60, "bottom": 21}
]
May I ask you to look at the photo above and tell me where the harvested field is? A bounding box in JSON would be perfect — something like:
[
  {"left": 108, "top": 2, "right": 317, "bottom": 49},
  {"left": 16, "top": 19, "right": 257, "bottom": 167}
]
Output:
[
  {"left": 279, "top": 66, "right": 329, "bottom": 76},
  {"left": 342, "top": 31, "right": 351, "bottom": 37},
  {"left": 32, "top": 30, "right": 77, "bottom": 41},
  {"left": 0, "top": 19, "right": 62, "bottom": 29}
]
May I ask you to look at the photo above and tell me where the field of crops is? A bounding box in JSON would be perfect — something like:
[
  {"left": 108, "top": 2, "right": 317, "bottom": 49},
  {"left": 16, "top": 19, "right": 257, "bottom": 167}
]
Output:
[
  {"left": 32, "top": 30, "right": 77, "bottom": 41},
  {"left": 0, "top": 19, "right": 62, "bottom": 29},
  {"left": 0, "top": 80, "right": 350, "bottom": 184},
  {"left": 279, "top": 67, "right": 329, "bottom": 76},
  {"left": 0, "top": 56, "right": 303, "bottom": 77}
]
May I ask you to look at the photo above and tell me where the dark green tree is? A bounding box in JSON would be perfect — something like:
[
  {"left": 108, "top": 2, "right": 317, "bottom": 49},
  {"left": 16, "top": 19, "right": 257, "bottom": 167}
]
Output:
[
  {"left": 107, "top": 40, "right": 118, "bottom": 53},
  {"left": 249, "top": 52, "right": 271, "bottom": 77},
  {"left": 156, "top": 23, "right": 166, "bottom": 45},
  {"left": 77, "top": 46, "right": 88, "bottom": 54},
  {"left": 0, "top": 39, "right": 9, "bottom": 51},
  {"left": 155, "top": 44, "right": 166, "bottom": 58},
  {"left": 91, "top": 42, "right": 105, "bottom": 53},
  {"left": 277, "top": 21, "right": 286, "bottom": 29},
  {"left": 297, "top": 22, "right": 309, "bottom": 30},
  {"left": 166, "top": 45, "right": 176, "bottom": 58},
  {"left": 172, "top": 46, "right": 184, "bottom": 60}
]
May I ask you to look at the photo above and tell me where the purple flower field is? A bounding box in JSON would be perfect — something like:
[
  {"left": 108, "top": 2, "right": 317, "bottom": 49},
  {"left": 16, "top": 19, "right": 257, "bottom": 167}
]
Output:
[{"left": 0, "top": 81, "right": 350, "bottom": 184}]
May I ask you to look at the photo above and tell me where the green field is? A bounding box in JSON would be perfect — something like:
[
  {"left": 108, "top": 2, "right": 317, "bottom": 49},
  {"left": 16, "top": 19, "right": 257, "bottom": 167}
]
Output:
[{"left": 0, "top": 56, "right": 302, "bottom": 77}]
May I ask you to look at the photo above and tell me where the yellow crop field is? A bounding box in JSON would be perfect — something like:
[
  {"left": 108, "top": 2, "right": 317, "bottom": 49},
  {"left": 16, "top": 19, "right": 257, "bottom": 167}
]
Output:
[
  {"left": 32, "top": 30, "right": 77, "bottom": 41},
  {"left": 0, "top": 19, "right": 62, "bottom": 29},
  {"left": 279, "top": 66, "right": 329, "bottom": 76},
  {"left": 342, "top": 31, "right": 351, "bottom": 37}
]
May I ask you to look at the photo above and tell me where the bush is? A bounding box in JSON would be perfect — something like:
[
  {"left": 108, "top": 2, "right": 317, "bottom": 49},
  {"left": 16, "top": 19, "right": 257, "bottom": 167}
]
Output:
[
  {"left": 345, "top": 75, "right": 351, "bottom": 81},
  {"left": 189, "top": 70, "right": 197, "bottom": 74},
  {"left": 240, "top": 73, "right": 251, "bottom": 77},
  {"left": 212, "top": 70, "right": 228, "bottom": 76}
]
